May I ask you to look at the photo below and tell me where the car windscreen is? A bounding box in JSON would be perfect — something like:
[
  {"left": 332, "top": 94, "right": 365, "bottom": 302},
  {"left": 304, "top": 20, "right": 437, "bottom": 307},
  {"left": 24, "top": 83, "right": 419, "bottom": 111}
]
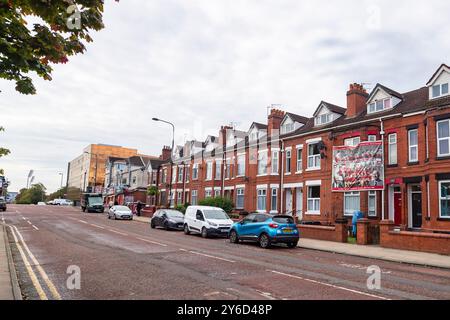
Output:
[
  {"left": 114, "top": 206, "right": 130, "bottom": 211},
  {"left": 272, "top": 216, "right": 295, "bottom": 224},
  {"left": 88, "top": 197, "right": 103, "bottom": 205},
  {"left": 165, "top": 210, "right": 184, "bottom": 218},
  {"left": 203, "top": 210, "right": 229, "bottom": 220}
]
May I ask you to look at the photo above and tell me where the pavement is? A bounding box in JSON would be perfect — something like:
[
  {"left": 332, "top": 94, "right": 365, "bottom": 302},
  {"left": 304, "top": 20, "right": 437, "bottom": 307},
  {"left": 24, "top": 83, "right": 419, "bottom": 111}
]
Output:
[
  {"left": 0, "top": 224, "right": 20, "bottom": 300},
  {"left": 298, "top": 239, "right": 450, "bottom": 270}
]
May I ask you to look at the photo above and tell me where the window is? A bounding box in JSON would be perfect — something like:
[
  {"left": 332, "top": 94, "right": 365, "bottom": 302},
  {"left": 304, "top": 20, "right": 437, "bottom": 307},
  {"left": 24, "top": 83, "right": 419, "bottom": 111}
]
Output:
[
  {"left": 408, "top": 129, "right": 418, "bottom": 162},
  {"left": 214, "top": 189, "right": 221, "bottom": 197},
  {"left": 257, "top": 189, "right": 267, "bottom": 212},
  {"left": 215, "top": 161, "right": 221, "bottom": 180},
  {"left": 237, "top": 155, "right": 245, "bottom": 176},
  {"left": 315, "top": 113, "right": 332, "bottom": 126},
  {"left": 205, "top": 190, "right": 212, "bottom": 198},
  {"left": 191, "top": 190, "right": 198, "bottom": 205},
  {"left": 307, "top": 186, "right": 320, "bottom": 213},
  {"left": 437, "top": 119, "right": 450, "bottom": 157},
  {"left": 307, "top": 143, "right": 321, "bottom": 169},
  {"left": 296, "top": 148, "right": 303, "bottom": 172},
  {"left": 285, "top": 149, "right": 291, "bottom": 173},
  {"left": 192, "top": 164, "right": 198, "bottom": 180},
  {"left": 132, "top": 176, "right": 137, "bottom": 184},
  {"left": 206, "top": 162, "right": 212, "bottom": 180},
  {"left": 368, "top": 191, "right": 377, "bottom": 217},
  {"left": 388, "top": 133, "right": 397, "bottom": 165},
  {"left": 271, "top": 151, "right": 279, "bottom": 174},
  {"left": 257, "top": 151, "right": 268, "bottom": 175},
  {"left": 225, "top": 160, "right": 231, "bottom": 179},
  {"left": 368, "top": 98, "right": 392, "bottom": 114},
  {"left": 368, "top": 135, "right": 377, "bottom": 142},
  {"left": 169, "top": 191, "right": 175, "bottom": 207},
  {"left": 271, "top": 188, "right": 278, "bottom": 212},
  {"left": 344, "top": 192, "right": 360, "bottom": 216},
  {"left": 172, "top": 166, "right": 177, "bottom": 183},
  {"left": 178, "top": 167, "right": 184, "bottom": 182},
  {"left": 439, "top": 181, "right": 450, "bottom": 218},
  {"left": 162, "top": 169, "right": 167, "bottom": 183},
  {"left": 344, "top": 137, "right": 360, "bottom": 146},
  {"left": 177, "top": 191, "right": 182, "bottom": 203},
  {"left": 185, "top": 167, "right": 190, "bottom": 182},
  {"left": 282, "top": 122, "right": 294, "bottom": 134},
  {"left": 236, "top": 188, "right": 244, "bottom": 209},
  {"left": 432, "top": 83, "right": 449, "bottom": 98}
]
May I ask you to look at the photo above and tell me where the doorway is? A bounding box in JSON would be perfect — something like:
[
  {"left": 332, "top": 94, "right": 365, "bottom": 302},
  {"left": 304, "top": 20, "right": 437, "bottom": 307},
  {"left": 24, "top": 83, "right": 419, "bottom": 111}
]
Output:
[
  {"left": 390, "top": 186, "right": 402, "bottom": 225},
  {"left": 296, "top": 188, "right": 303, "bottom": 220},
  {"left": 285, "top": 189, "right": 293, "bottom": 215},
  {"left": 408, "top": 185, "right": 422, "bottom": 229}
]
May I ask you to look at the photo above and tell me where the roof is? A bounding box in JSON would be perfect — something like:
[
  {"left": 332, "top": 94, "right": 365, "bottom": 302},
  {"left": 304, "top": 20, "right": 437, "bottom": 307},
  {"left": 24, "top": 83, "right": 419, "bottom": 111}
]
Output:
[
  {"left": 368, "top": 83, "right": 403, "bottom": 101},
  {"left": 426, "top": 63, "right": 450, "bottom": 86},
  {"left": 285, "top": 112, "right": 309, "bottom": 124},
  {"left": 313, "top": 101, "right": 346, "bottom": 117},
  {"left": 250, "top": 122, "right": 268, "bottom": 131}
]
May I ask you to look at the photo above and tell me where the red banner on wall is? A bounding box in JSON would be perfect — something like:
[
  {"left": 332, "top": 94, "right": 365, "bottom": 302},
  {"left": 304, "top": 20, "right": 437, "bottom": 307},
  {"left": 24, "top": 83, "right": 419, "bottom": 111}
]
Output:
[{"left": 332, "top": 141, "right": 385, "bottom": 192}]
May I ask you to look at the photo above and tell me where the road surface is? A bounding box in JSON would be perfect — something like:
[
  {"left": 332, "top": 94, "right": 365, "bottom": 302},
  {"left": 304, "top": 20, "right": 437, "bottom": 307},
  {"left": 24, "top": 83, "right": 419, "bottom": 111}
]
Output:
[{"left": 2, "top": 204, "right": 450, "bottom": 300}]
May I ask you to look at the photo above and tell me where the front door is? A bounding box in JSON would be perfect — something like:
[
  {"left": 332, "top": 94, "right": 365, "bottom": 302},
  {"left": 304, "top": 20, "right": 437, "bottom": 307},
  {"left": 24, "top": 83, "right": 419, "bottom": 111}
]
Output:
[
  {"left": 410, "top": 185, "right": 422, "bottom": 228},
  {"left": 296, "top": 188, "right": 303, "bottom": 220},
  {"left": 393, "top": 187, "right": 402, "bottom": 225},
  {"left": 285, "top": 189, "right": 293, "bottom": 215}
]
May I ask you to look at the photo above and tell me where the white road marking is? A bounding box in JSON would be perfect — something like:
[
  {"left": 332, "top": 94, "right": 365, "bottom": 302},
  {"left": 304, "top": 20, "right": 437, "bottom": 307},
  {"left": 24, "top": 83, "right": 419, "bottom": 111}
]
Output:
[
  {"left": 179, "top": 248, "right": 188, "bottom": 252},
  {"left": 255, "top": 290, "right": 276, "bottom": 300},
  {"left": 12, "top": 225, "right": 62, "bottom": 300},
  {"left": 27, "top": 221, "right": 32, "bottom": 225},
  {"left": 22, "top": 217, "right": 26, "bottom": 220},
  {"left": 108, "top": 229, "right": 128, "bottom": 236},
  {"left": 268, "top": 270, "right": 390, "bottom": 300},
  {"left": 9, "top": 226, "right": 48, "bottom": 300},
  {"left": 136, "top": 237, "right": 168, "bottom": 247},
  {"left": 32, "top": 225, "right": 39, "bottom": 231},
  {"left": 78, "top": 220, "right": 88, "bottom": 224},
  {"left": 189, "top": 251, "right": 235, "bottom": 263},
  {"left": 89, "top": 224, "right": 105, "bottom": 229}
]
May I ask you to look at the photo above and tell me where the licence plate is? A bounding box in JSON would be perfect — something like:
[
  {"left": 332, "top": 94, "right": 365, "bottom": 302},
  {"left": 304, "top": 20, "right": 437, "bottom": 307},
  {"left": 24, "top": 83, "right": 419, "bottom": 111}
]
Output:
[
  {"left": 283, "top": 228, "right": 293, "bottom": 234},
  {"left": 221, "top": 229, "right": 229, "bottom": 232}
]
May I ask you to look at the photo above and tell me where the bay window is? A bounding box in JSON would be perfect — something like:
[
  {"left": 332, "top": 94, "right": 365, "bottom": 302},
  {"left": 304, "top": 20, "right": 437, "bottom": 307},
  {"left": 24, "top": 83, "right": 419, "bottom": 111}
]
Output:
[
  {"left": 307, "top": 143, "right": 321, "bottom": 169},
  {"left": 439, "top": 181, "right": 450, "bottom": 218},
  {"left": 307, "top": 186, "right": 320, "bottom": 213},
  {"left": 236, "top": 188, "right": 245, "bottom": 209},
  {"left": 257, "top": 189, "right": 267, "bottom": 212},
  {"left": 237, "top": 154, "right": 246, "bottom": 176},
  {"left": 437, "top": 119, "right": 450, "bottom": 157},
  {"left": 191, "top": 190, "right": 198, "bottom": 205},
  {"left": 258, "top": 151, "right": 268, "bottom": 175}
]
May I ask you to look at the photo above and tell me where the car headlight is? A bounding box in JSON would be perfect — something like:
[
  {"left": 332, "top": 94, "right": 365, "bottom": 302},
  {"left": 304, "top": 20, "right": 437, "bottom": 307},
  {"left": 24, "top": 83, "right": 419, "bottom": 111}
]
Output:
[{"left": 208, "top": 221, "right": 218, "bottom": 227}]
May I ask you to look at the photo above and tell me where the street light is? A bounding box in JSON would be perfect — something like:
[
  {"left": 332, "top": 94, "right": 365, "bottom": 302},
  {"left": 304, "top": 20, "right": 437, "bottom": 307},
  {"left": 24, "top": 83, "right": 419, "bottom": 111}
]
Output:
[
  {"left": 84, "top": 151, "right": 98, "bottom": 193},
  {"left": 152, "top": 117, "right": 175, "bottom": 208}
]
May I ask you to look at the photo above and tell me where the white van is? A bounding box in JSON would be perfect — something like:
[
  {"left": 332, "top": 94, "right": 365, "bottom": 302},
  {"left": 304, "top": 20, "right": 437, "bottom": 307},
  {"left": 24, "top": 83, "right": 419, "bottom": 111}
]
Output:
[{"left": 184, "top": 206, "right": 234, "bottom": 238}]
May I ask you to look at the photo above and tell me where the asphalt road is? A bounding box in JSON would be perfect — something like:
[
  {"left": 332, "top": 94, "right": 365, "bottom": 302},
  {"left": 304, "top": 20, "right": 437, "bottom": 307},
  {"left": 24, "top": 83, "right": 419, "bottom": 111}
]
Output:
[{"left": 2, "top": 204, "right": 450, "bottom": 300}]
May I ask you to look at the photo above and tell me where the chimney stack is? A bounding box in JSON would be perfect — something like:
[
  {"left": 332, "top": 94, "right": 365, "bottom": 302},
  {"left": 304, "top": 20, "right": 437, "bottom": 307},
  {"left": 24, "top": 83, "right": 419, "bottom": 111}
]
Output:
[
  {"left": 346, "top": 83, "right": 369, "bottom": 118},
  {"left": 219, "top": 125, "right": 233, "bottom": 146},
  {"left": 160, "top": 146, "right": 172, "bottom": 161},
  {"left": 268, "top": 108, "right": 285, "bottom": 136}
]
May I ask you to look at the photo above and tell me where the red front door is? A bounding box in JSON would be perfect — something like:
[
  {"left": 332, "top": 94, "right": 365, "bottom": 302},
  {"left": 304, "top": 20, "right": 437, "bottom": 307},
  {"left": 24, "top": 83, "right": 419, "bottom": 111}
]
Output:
[{"left": 394, "top": 192, "right": 402, "bottom": 225}]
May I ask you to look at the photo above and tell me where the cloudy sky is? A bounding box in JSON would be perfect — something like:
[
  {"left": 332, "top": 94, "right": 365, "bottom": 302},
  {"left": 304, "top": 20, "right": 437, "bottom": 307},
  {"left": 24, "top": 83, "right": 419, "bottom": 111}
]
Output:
[{"left": 1, "top": 0, "right": 449, "bottom": 193}]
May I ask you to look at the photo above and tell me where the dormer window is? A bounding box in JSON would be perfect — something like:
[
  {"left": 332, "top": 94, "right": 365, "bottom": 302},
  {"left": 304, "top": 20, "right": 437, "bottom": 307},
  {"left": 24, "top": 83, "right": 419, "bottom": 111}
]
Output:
[
  {"left": 315, "top": 113, "right": 332, "bottom": 126},
  {"left": 250, "top": 132, "right": 258, "bottom": 141},
  {"left": 432, "top": 83, "right": 449, "bottom": 98},
  {"left": 281, "top": 123, "right": 294, "bottom": 134},
  {"left": 368, "top": 98, "right": 391, "bottom": 114}
]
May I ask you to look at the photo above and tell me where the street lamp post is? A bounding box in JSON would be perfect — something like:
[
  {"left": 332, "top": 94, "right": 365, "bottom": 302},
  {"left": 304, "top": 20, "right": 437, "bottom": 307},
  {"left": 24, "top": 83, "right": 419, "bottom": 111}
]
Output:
[{"left": 152, "top": 117, "right": 175, "bottom": 208}]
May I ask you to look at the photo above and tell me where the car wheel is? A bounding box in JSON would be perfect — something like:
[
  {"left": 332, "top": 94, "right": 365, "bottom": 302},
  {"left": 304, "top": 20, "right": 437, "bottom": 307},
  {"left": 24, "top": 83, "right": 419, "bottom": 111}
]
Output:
[
  {"left": 287, "top": 241, "right": 298, "bottom": 248},
  {"left": 113, "top": 214, "right": 116, "bottom": 220},
  {"left": 184, "top": 224, "right": 190, "bottom": 235},
  {"left": 151, "top": 221, "right": 156, "bottom": 229},
  {"left": 201, "top": 227, "right": 208, "bottom": 238},
  {"left": 259, "top": 233, "right": 271, "bottom": 249},
  {"left": 82, "top": 207, "right": 86, "bottom": 213},
  {"left": 164, "top": 222, "right": 169, "bottom": 231},
  {"left": 107, "top": 214, "right": 110, "bottom": 219},
  {"left": 229, "top": 230, "right": 239, "bottom": 244}
]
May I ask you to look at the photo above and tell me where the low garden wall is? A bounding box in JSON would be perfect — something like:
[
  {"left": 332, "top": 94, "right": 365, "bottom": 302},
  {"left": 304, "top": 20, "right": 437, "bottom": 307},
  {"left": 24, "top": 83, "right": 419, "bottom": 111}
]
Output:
[{"left": 297, "top": 219, "right": 348, "bottom": 243}]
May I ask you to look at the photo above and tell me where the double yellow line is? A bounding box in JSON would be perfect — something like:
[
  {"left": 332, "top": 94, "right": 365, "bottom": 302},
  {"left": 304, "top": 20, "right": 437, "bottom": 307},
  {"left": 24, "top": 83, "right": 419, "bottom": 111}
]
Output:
[{"left": 9, "top": 225, "right": 61, "bottom": 300}]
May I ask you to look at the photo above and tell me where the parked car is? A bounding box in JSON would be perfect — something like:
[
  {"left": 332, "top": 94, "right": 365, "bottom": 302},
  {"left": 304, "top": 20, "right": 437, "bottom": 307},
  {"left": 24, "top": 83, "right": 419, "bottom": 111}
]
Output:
[
  {"left": 0, "top": 197, "right": 6, "bottom": 211},
  {"left": 81, "top": 193, "right": 104, "bottom": 213},
  {"left": 151, "top": 209, "right": 184, "bottom": 230},
  {"left": 51, "top": 199, "right": 72, "bottom": 206},
  {"left": 108, "top": 205, "right": 133, "bottom": 220},
  {"left": 183, "top": 206, "right": 234, "bottom": 238},
  {"left": 37, "top": 202, "right": 46, "bottom": 206},
  {"left": 229, "top": 214, "right": 299, "bottom": 249}
]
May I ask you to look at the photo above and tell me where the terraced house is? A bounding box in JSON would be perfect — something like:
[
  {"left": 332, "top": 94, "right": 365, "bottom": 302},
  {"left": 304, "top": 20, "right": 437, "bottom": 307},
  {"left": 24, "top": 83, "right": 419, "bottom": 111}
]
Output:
[{"left": 153, "top": 64, "right": 450, "bottom": 255}]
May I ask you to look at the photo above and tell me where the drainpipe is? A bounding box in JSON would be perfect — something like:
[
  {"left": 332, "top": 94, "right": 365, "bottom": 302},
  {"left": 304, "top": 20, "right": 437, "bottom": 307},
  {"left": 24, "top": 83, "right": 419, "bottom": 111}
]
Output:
[
  {"left": 280, "top": 140, "right": 285, "bottom": 214},
  {"left": 380, "top": 118, "right": 386, "bottom": 220}
]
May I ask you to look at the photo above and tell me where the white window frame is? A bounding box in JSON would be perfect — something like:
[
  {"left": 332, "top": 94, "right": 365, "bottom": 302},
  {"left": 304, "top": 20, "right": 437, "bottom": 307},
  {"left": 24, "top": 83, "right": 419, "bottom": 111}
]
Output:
[
  {"left": 257, "top": 188, "right": 267, "bottom": 212},
  {"left": 205, "top": 190, "right": 212, "bottom": 198},
  {"left": 236, "top": 188, "right": 245, "bottom": 209},
  {"left": 257, "top": 150, "right": 268, "bottom": 176},
  {"left": 408, "top": 129, "right": 418, "bottom": 162},
  {"left": 191, "top": 190, "right": 198, "bottom": 205},
  {"left": 437, "top": 119, "right": 450, "bottom": 157},
  {"left": 388, "top": 133, "right": 397, "bottom": 165},
  {"left": 439, "top": 180, "right": 450, "bottom": 218},
  {"left": 177, "top": 191, "right": 182, "bottom": 203},
  {"left": 296, "top": 147, "right": 303, "bottom": 172},
  {"left": 270, "top": 188, "right": 278, "bottom": 213},
  {"left": 271, "top": 151, "right": 279, "bottom": 174},
  {"left": 192, "top": 164, "right": 198, "bottom": 180},
  {"left": 344, "top": 191, "right": 360, "bottom": 216},
  {"left": 306, "top": 185, "right": 320, "bottom": 214},
  {"left": 315, "top": 113, "right": 332, "bottom": 126},
  {"left": 237, "top": 154, "right": 246, "bottom": 176},
  {"left": 178, "top": 166, "right": 184, "bottom": 182},
  {"left": 214, "top": 161, "right": 222, "bottom": 180},
  {"left": 344, "top": 136, "right": 361, "bottom": 146},
  {"left": 307, "top": 143, "right": 321, "bottom": 170},
  {"left": 367, "top": 98, "right": 392, "bottom": 114},
  {"left": 206, "top": 162, "right": 213, "bottom": 180},
  {"left": 214, "top": 189, "right": 221, "bottom": 198},
  {"left": 285, "top": 149, "right": 291, "bottom": 174},
  {"left": 368, "top": 191, "right": 377, "bottom": 217},
  {"left": 368, "top": 135, "right": 377, "bottom": 142},
  {"left": 432, "top": 83, "right": 449, "bottom": 99}
]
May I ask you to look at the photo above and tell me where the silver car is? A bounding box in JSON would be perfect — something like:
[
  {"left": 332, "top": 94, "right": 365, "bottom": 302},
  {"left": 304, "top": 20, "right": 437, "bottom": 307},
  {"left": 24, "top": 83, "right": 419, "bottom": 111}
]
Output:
[{"left": 108, "top": 205, "right": 133, "bottom": 220}]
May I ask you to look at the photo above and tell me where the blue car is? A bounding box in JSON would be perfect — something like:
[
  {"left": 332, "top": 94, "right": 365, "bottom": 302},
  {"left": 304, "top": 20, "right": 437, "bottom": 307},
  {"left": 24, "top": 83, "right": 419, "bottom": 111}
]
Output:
[{"left": 229, "top": 214, "right": 299, "bottom": 249}]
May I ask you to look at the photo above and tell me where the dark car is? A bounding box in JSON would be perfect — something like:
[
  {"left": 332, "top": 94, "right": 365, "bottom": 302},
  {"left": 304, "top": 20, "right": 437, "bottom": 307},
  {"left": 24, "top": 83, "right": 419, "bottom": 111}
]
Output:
[
  {"left": 151, "top": 209, "right": 185, "bottom": 230},
  {"left": 0, "top": 197, "right": 6, "bottom": 211}
]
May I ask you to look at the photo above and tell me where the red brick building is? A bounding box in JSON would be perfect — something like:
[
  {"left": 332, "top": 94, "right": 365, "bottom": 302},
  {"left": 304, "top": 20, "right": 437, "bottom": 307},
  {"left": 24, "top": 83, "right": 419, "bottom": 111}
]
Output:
[{"left": 153, "top": 64, "right": 450, "bottom": 254}]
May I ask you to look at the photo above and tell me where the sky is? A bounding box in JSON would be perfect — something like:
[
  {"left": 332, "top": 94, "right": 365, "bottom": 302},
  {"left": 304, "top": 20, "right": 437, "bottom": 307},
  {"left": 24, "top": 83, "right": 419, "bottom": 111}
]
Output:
[{"left": 1, "top": 0, "right": 450, "bottom": 193}]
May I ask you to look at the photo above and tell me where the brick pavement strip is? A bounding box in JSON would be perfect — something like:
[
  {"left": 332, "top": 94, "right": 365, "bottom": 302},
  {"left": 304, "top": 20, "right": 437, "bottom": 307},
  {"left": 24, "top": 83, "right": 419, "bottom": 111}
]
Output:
[{"left": 0, "top": 224, "right": 22, "bottom": 300}]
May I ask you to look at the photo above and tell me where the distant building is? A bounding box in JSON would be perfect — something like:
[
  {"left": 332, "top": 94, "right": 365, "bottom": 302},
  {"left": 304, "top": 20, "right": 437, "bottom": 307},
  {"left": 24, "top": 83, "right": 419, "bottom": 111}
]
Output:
[{"left": 66, "top": 144, "right": 142, "bottom": 196}]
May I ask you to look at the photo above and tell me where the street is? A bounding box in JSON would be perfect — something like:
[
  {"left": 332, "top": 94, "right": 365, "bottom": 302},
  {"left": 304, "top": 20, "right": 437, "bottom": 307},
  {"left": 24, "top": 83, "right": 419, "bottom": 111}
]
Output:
[{"left": 2, "top": 205, "right": 450, "bottom": 300}]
